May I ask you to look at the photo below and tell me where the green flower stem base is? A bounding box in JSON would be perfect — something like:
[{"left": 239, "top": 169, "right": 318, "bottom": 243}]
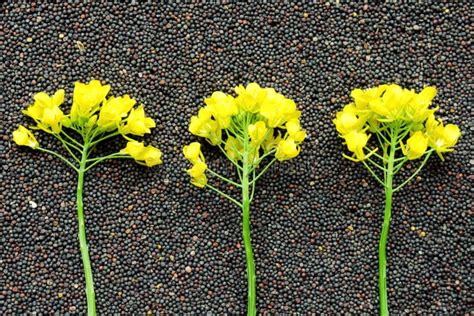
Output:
[
  {"left": 77, "top": 143, "right": 96, "bottom": 316},
  {"left": 378, "top": 134, "right": 396, "bottom": 316},
  {"left": 242, "top": 143, "right": 256, "bottom": 316}
]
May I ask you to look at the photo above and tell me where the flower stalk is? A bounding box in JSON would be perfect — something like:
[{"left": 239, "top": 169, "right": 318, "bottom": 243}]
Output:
[
  {"left": 378, "top": 126, "right": 397, "bottom": 316},
  {"left": 333, "top": 84, "right": 461, "bottom": 315},
  {"left": 241, "top": 128, "right": 256, "bottom": 316},
  {"left": 12, "top": 80, "right": 163, "bottom": 315},
  {"left": 183, "top": 83, "right": 306, "bottom": 315},
  {"left": 77, "top": 142, "right": 96, "bottom": 316}
]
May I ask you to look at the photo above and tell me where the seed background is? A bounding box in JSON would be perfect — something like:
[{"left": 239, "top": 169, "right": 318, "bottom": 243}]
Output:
[{"left": 1, "top": 2, "right": 472, "bottom": 314}]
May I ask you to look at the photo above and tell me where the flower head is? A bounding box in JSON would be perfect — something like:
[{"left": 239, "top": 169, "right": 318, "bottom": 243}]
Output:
[
  {"left": 185, "top": 83, "right": 305, "bottom": 189},
  {"left": 335, "top": 84, "right": 460, "bottom": 163},
  {"left": 13, "top": 125, "right": 39, "bottom": 148},
  {"left": 120, "top": 141, "right": 162, "bottom": 167},
  {"left": 97, "top": 95, "right": 136, "bottom": 131},
  {"left": 23, "top": 90, "right": 65, "bottom": 134},
  {"left": 183, "top": 142, "right": 202, "bottom": 164},
  {"left": 119, "top": 105, "right": 156, "bottom": 136},
  {"left": 187, "top": 161, "right": 208, "bottom": 188},
  {"left": 401, "top": 131, "right": 428, "bottom": 160},
  {"left": 71, "top": 80, "right": 110, "bottom": 123}
]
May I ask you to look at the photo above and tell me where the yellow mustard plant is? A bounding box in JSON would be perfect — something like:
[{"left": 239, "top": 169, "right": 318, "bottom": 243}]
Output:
[
  {"left": 183, "top": 83, "right": 305, "bottom": 316},
  {"left": 12, "top": 80, "right": 162, "bottom": 316},
  {"left": 333, "top": 84, "right": 461, "bottom": 316}
]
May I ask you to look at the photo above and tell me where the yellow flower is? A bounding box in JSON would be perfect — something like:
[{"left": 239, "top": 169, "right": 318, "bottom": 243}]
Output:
[
  {"left": 71, "top": 80, "right": 110, "bottom": 122},
  {"left": 401, "top": 131, "right": 428, "bottom": 160},
  {"left": 23, "top": 90, "right": 64, "bottom": 120},
  {"left": 234, "top": 82, "right": 267, "bottom": 113},
  {"left": 183, "top": 142, "right": 202, "bottom": 164},
  {"left": 412, "top": 86, "right": 437, "bottom": 108},
  {"left": 12, "top": 125, "right": 39, "bottom": 148},
  {"left": 41, "top": 105, "right": 64, "bottom": 134},
  {"left": 275, "top": 139, "right": 300, "bottom": 161},
  {"left": 405, "top": 86, "right": 437, "bottom": 122},
  {"left": 204, "top": 91, "right": 238, "bottom": 128},
  {"left": 22, "top": 90, "right": 65, "bottom": 134},
  {"left": 248, "top": 121, "right": 268, "bottom": 146},
  {"left": 142, "top": 146, "right": 163, "bottom": 167},
  {"left": 260, "top": 89, "right": 300, "bottom": 128},
  {"left": 120, "top": 141, "right": 146, "bottom": 158},
  {"left": 343, "top": 130, "right": 370, "bottom": 161},
  {"left": 225, "top": 136, "right": 243, "bottom": 161},
  {"left": 189, "top": 107, "right": 222, "bottom": 145},
  {"left": 369, "top": 84, "right": 415, "bottom": 121},
  {"left": 97, "top": 95, "right": 136, "bottom": 131},
  {"left": 187, "top": 161, "right": 208, "bottom": 188},
  {"left": 120, "top": 105, "right": 156, "bottom": 136},
  {"left": 351, "top": 85, "right": 387, "bottom": 111},
  {"left": 427, "top": 123, "right": 461, "bottom": 155},
  {"left": 333, "top": 104, "right": 366, "bottom": 135},
  {"left": 120, "top": 141, "right": 162, "bottom": 167},
  {"left": 285, "top": 118, "right": 306, "bottom": 143}
]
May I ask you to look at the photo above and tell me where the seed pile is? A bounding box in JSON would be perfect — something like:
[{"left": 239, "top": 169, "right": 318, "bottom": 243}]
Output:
[{"left": 1, "top": 2, "right": 471, "bottom": 314}]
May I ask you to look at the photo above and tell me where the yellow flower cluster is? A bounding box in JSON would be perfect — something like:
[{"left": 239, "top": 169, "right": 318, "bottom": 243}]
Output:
[
  {"left": 13, "top": 80, "right": 161, "bottom": 167},
  {"left": 334, "top": 84, "right": 461, "bottom": 161},
  {"left": 120, "top": 141, "right": 162, "bottom": 167},
  {"left": 22, "top": 89, "right": 66, "bottom": 134},
  {"left": 189, "top": 82, "right": 305, "bottom": 158},
  {"left": 184, "top": 83, "right": 306, "bottom": 187},
  {"left": 183, "top": 142, "right": 207, "bottom": 187}
]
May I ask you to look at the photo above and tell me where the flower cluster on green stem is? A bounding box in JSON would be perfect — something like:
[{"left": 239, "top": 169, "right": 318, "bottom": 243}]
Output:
[
  {"left": 334, "top": 84, "right": 461, "bottom": 184},
  {"left": 333, "top": 83, "right": 461, "bottom": 316},
  {"left": 183, "top": 82, "right": 306, "bottom": 192},
  {"left": 183, "top": 83, "right": 306, "bottom": 316},
  {"left": 13, "top": 79, "right": 162, "bottom": 169},
  {"left": 12, "top": 79, "right": 162, "bottom": 316}
]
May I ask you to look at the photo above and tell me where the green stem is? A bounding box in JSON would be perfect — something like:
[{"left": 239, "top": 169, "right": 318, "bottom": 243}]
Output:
[
  {"left": 53, "top": 134, "right": 81, "bottom": 162},
  {"left": 249, "top": 158, "right": 276, "bottom": 185},
  {"left": 61, "top": 130, "right": 84, "bottom": 148},
  {"left": 207, "top": 168, "right": 242, "bottom": 188},
  {"left": 366, "top": 157, "right": 387, "bottom": 172},
  {"left": 205, "top": 184, "right": 242, "bottom": 207},
  {"left": 378, "top": 126, "right": 398, "bottom": 316},
  {"left": 362, "top": 160, "right": 386, "bottom": 187},
  {"left": 393, "top": 151, "right": 432, "bottom": 192},
  {"left": 89, "top": 131, "right": 119, "bottom": 147},
  {"left": 37, "top": 147, "right": 79, "bottom": 173},
  {"left": 242, "top": 129, "right": 256, "bottom": 316},
  {"left": 249, "top": 169, "right": 256, "bottom": 202},
  {"left": 77, "top": 143, "right": 96, "bottom": 316},
  {"left": 84, "top": 154, "right": 131, "bottom": 172}
]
